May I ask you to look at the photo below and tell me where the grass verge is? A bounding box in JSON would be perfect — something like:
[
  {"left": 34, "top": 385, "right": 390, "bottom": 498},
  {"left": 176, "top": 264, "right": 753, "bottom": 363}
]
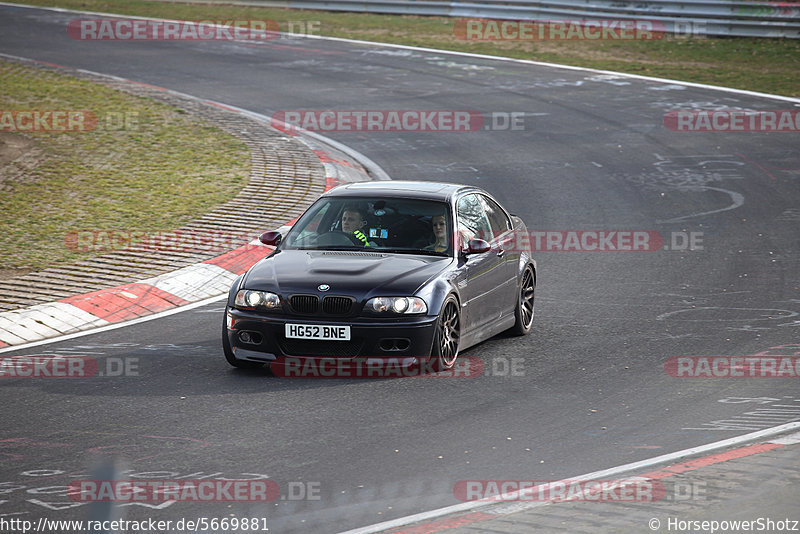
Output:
[
  {"left": 10, "top": 0, "right": 800, "bottom": 97},
  {"left": 0, "top": 60, "right": 249, "bottom": 272}
]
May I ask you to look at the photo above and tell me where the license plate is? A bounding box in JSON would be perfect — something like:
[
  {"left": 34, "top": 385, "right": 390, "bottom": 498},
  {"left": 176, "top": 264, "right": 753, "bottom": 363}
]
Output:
[{"left": 285, "top": 324, "right": 351, "bottom": 341}]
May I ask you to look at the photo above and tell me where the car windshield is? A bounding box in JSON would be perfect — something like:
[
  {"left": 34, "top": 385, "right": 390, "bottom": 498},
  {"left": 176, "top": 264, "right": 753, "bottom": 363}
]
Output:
[{"left": 281, "top": 197, "right": 452, "bottom": 255}]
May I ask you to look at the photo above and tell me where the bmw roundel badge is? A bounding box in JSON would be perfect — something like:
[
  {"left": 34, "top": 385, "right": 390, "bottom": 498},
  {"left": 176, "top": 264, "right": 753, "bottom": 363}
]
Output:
[{"left": 318, "top": 284, "right": 330, "bottom": 292}]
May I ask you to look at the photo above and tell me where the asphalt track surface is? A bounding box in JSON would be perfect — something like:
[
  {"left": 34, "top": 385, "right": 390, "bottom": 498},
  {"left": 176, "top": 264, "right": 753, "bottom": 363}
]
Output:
[{"left": 1, "top": 4, "right": 799, "bottom": 532}]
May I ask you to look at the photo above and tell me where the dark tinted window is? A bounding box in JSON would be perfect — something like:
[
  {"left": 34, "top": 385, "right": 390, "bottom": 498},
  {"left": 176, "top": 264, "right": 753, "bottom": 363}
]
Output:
[{"left": 481, "top": 195, "right": 511, "bottom": 236}]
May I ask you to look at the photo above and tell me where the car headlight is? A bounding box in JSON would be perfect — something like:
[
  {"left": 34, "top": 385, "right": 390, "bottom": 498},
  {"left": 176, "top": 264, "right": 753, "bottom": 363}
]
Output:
[
  {"left": 364, "top": 297, "right": 427, "bottom": 315},
  {"left": 234, "top": 289, "right": 281, "bottom": 310}
]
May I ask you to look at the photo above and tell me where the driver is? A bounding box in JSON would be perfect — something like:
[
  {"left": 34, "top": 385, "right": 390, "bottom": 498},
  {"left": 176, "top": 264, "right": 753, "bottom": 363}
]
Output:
[{"left": 341, "top": 205, "right": 371, "bottom": 247}]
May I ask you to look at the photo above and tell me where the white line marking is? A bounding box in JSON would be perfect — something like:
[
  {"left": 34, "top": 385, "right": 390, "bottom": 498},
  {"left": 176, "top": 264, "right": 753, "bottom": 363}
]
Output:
[
  {"left": 768, "top": 431, "right": 800, "bottom": 445},
  {"left": 0, "top": 294, "right": 226, "bottom": 354},
  {"left": 2, "top": 1, "right": 799, "bottom": 105},
  {"left": 299, "top": 38, "right": 800, "bottom": 104},
  {"left": 2, "top": 14, "right": 798, "bottom": 529},
  {"left": 337, "top": 421, "right": 800, "bottom": 534},
  {"left": 657, "top": 186, "right": 745, "bottom": 223}
]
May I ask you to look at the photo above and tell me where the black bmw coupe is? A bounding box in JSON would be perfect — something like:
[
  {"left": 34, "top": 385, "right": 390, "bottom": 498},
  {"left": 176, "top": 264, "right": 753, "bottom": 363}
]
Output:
[{"left": 223, "top": 181, "right": 536, "bottom": 372}]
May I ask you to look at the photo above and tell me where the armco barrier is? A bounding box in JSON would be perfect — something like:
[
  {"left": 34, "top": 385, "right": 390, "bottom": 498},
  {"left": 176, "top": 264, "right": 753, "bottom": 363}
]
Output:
[{"left": 252, "top": 0, "right": 800, "bottom": 38}]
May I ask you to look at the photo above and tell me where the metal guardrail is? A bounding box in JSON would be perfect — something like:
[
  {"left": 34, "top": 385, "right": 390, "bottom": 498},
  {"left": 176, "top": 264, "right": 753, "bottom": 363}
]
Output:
[{"left": 268, "top": 0, "right": 800, "bottom": 37}]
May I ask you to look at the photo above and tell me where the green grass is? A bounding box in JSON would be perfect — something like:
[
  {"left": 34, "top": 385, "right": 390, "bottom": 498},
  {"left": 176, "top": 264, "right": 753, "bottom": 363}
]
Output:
[
  {"left": 12, "top": 0, "right": 800, "bottom": 97},
  {"left": 0, "top": 61, "right": 249, "bottom": 270}
]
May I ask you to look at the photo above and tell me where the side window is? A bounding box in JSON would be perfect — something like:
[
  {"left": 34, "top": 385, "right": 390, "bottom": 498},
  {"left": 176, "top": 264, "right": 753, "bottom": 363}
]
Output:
[
  {"left": 457, "top": 194, "right": 492, "bottom": 247},
  {"left": 481, "top": 195, "right": 511, "bottom": 237}
]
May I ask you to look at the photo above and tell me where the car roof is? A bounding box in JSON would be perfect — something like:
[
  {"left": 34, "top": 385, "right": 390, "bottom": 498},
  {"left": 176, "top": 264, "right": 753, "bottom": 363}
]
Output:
[{"left": 322, "top": 180, "right": 484, "bottom": 202}]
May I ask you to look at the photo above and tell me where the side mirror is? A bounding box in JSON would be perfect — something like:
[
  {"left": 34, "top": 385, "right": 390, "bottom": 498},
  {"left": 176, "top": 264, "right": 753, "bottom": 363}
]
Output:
[
  {"left": 466, "top": 239, "right": 490, "bottom": 254},
  {"left": 259, "top": 231, "right": 282, "bottom": 247}
]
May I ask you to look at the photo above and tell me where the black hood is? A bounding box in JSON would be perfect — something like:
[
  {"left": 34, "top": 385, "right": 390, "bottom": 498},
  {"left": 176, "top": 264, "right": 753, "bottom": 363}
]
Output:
[{"left": 243, "top": 249, "right": 451, "bottom": 298}]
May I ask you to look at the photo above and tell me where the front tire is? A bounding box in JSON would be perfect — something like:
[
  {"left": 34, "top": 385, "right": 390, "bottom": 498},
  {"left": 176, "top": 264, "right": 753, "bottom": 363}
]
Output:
[
  {"left": 222, "top": 314, "right": 263, "bottom": 369},
  {"left": 431, "top": 295, "right": 461, "bottom": 371},
  {"left": 510, "top": 265, "right": 535, "bottom": 336}
]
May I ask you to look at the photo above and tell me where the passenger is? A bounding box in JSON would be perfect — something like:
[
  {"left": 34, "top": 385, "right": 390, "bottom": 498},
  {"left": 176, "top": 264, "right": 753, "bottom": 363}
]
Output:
[{"left": 425, "top": 214, "right": 449, "bottom": 252}]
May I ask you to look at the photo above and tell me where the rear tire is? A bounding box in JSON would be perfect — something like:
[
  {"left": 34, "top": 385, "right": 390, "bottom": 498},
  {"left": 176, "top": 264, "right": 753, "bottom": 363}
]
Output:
[
  {"left": 222, "top": 314, "right": 263, "bottom": 369},
  {"left": 431, "top": 295, "right": 461, "bottom": 371},
  {"left": 510, "top": 265, "right": 535, "bottom": 336}
]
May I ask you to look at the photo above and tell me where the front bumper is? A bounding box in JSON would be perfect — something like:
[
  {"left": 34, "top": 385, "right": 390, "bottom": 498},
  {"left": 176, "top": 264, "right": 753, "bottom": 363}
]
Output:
[{"left": 225, "top": 308, "right": 438, "bottom": 364}]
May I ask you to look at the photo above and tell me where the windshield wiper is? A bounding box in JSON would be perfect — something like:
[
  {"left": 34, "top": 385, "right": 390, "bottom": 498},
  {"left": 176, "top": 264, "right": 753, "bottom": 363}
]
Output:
[{"left": 378, "top": 248, "right": 449, "bottom": 256}]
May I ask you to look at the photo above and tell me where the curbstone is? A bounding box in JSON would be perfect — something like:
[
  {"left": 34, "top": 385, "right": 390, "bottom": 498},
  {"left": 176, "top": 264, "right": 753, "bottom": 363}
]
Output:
[{"left": 0, "top": 54, "right": 382, "bottom": 348}]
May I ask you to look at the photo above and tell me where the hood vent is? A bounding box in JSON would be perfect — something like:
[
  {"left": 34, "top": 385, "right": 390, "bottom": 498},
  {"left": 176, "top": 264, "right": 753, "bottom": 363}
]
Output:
[{"left": 320, "top": 251, "right": 385, "bottom": 258}]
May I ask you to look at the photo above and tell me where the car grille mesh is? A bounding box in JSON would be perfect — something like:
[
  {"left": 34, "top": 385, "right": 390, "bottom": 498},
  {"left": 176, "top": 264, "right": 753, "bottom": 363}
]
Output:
[
  {"left": 323, "top": 296, "right": 353, "bottom": 315},
  {"left": 290, "top": 295, "right": 354, "bottom": 315},
  {"left": 290, "top": 295, "right": 319, "bottom": 314}
]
